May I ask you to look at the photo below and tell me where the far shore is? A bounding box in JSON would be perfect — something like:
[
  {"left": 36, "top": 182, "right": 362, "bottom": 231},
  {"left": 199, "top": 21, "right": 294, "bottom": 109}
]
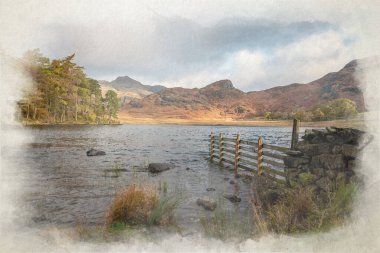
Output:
[
  {"left": 18, "top": 116, "right": 367, "bottom": 129},
  {"left": 117, "top": 116, "right": 366, "bottom": 129}
]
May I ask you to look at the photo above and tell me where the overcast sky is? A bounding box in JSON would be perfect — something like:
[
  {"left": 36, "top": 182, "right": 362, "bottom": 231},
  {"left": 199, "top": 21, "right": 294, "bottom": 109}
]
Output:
[{"left": 1, "top": 0, "right": 379, "bottom": 91}]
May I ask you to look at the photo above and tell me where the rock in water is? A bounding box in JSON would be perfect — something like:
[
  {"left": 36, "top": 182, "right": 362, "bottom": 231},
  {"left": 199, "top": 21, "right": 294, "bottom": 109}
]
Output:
[
  {"left": 148, "top": 163, "right": 173, "bottom": 173},
  {"left": 223, "top": 194, "right": 241, "bottom": 203},
  {"left": 196, "top": 197, "right": 217, "bottom": 211},
  {"left": 86, "top": 148, "right": 106, "bottom": 156}
]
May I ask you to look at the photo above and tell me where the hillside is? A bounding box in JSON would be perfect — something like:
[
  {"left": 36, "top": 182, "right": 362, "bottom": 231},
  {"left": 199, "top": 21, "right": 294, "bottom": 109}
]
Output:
[
  {"left": 120, "top": 59, "right": 371, "bottom": 121},
  {"left": 99, "top": 76, "right": 166, "bottom": 102}
]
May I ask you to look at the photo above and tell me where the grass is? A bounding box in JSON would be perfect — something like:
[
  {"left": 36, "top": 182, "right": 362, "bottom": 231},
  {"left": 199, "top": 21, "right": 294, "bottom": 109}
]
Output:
[
  {"left": 106, "top": 184, "right": 157, "bottom": 226},
  {"left": 106, "top": 183, "right": 181, "bottom": 227},
  {"left": 252, "top": 183, "right": 358, "bottom": 235}
]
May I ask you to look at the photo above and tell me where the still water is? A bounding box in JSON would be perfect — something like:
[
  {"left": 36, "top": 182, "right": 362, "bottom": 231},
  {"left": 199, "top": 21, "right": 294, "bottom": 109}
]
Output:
[{"left": 10, "top": 124, "right": 302, "bottom": 232}]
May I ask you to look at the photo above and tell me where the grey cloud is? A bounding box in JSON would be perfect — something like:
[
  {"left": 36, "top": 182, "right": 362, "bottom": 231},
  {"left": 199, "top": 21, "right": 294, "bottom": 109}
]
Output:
[{"left": 40, "top": 17, "right": 333, "bottom": 84}]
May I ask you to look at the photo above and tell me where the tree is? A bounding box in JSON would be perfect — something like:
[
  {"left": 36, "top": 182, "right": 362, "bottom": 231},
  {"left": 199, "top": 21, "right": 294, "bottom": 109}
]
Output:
[
  {"left": 311, "top": 99, "right": 358, "bottom": 121},
  {"left": 18, "top": 50, "right": 119, "bottom": 124},
  {"left": 264, "top": 112, "right": 272, "bottom": 120},
  {"left": 104, "top": 90, "right": 119, "bottom": 123},
  {"left": 328, "top": 98, "right": 358, "bottom": 119}
]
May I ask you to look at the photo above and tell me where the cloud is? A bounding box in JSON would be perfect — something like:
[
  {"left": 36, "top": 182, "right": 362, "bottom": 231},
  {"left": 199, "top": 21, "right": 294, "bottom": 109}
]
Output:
[
  {"left": 0, "top": 0, "right": 364, "bottom": 91},
  {"left": 153, "top": 31, "right": 352, "bottom": 91}
]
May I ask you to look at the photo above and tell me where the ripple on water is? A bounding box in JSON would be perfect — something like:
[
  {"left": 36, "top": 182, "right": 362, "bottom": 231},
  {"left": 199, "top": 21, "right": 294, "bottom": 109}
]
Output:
[{"left": 18, "top": 124, "right": 297, "bottom": 229}]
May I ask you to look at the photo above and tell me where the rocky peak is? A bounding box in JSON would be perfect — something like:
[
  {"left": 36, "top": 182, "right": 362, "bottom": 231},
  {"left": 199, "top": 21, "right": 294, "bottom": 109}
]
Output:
[{"left": 202, "top": 79, "right": 235, "bottom": 90}]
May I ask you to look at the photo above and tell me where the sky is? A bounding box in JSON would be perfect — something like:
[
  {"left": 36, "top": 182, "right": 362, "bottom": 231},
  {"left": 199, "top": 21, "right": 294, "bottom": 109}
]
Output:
[{"left": 1, "top": 0, "right": 379, "bottom": 91}]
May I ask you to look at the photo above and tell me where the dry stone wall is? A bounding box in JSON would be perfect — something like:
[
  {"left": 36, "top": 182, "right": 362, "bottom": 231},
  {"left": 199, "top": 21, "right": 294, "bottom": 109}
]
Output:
[{"left": 284, "top": 127, "right": 366, "bottom": 192}]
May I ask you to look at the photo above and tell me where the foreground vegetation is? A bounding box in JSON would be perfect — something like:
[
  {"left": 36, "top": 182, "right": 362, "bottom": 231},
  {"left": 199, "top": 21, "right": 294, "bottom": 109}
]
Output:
[
  {"left": 73, "top": 183, "right": 181, "bottom": 242},
  {"left": 18, "top": 49, "right": 119, "bottom": 124},
  {"left": 252, "top": 183, "right": 357, "bottom": 235}
]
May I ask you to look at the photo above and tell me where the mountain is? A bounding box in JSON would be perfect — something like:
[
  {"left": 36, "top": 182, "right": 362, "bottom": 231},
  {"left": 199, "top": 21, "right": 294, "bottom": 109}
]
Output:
[
  {"left": 100, "top": 76, "right": 165, "bottom": 93},
  {"left": 121, "top": 59, "right": 370, "bottom": 120},
  {"left": 245, "top": 59, "right": 365, "bottom": 115},
  {"left": 99, "top": 76, "right": 166, "bottom": 103}
]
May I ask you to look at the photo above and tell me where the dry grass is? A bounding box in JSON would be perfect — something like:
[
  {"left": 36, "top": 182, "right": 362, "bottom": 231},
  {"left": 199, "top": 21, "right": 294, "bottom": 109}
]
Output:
[
  {"left": 106, "top": 184, "right": 181, "bottom": 228},
  {"left": 266, "top": 187, "right": 319, "bottom": 233},
  {"left": 252, "top": 183, "right": 357, "bottom": 235},
  {"left": 106, "top": 184, "right": 157, "bottom": 226}
]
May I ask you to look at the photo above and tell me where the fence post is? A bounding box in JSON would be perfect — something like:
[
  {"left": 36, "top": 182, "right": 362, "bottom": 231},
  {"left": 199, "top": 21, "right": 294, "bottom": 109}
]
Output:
[
  {"left": 234, "top": 133, "right": 240, "bottom": 178},
  {"left": 291, "top": 119, "right": 299, "bottom": 149},
  {"left": 219, "top": 133, "right": 224, "bottom": 165},
  {"left": 257, "top": 136, "right": 263, "bottom": 176},
  {"left": 210, "top": 131, "right": 214, "bottom": 162}
]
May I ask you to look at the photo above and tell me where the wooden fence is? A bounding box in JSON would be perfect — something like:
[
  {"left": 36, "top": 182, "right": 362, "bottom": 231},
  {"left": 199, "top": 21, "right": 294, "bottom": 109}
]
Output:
[{"left": 209, "top": 119, "right": 299, "bottom": 185}]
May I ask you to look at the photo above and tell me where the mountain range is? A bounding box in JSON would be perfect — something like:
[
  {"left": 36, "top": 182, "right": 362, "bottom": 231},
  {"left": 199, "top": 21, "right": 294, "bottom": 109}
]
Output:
[{"left": 108, "top": 58, "right": 372, "bottom": 121}]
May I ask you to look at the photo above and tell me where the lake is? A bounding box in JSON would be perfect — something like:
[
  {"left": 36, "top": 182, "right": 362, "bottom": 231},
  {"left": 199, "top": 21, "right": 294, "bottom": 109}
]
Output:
[{"left": 8, "top": 124, "right": 304, "bottom": 233}]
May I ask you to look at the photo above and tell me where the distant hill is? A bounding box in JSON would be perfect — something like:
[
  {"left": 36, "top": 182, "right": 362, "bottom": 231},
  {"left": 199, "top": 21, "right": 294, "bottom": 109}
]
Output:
[
  {"left": 99, "top": 76, "right": 166, "bottom": 103},
  {"left": 121, "top": 59, "right": 372, "bottom": 120}
]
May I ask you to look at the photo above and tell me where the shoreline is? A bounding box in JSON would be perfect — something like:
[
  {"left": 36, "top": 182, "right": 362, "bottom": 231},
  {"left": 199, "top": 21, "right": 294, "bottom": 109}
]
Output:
[{"left": 19, "top": 117, "right": 365, "bottom": 129}]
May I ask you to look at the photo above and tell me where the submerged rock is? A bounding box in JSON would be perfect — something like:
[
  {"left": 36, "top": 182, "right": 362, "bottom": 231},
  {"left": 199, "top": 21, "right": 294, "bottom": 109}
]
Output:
[
  {"left": 148, "top": 163, "right": 173, "bottom": 173},
  {"left": 86, "top": 148, "right": 106, "bottom": 156},
  {"left": 196, "top": 197, "right": 217, "bottom": 211},
  {"left": 223, "top": 194, "right": 241, "bottom": 203}
]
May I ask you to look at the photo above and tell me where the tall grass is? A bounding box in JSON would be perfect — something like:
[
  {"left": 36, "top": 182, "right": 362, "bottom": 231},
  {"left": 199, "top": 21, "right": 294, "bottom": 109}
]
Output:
[
  {"left": 252, "top": 183, "right": 357, "bottom": 235},
  {"left": 106, "top": 184, "right": 181, "bottom": 228},
  {"left": 106, "top": 184, "right": 157, "bottom": 226}
]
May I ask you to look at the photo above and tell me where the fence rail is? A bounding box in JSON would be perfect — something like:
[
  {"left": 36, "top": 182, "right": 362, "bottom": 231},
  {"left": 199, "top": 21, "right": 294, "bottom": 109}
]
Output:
[{"left": 209, "top": 119, "right": 299, "bottom": 185}]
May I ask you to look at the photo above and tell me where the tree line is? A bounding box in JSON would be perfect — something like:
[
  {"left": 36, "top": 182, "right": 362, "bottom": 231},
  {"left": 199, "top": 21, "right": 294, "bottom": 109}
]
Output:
[
  {"left": 18, "top": 49, "right": 119, "bottom": 124},
  {"left": 264, "top": 98, "right": 359, "bottom": 122}
]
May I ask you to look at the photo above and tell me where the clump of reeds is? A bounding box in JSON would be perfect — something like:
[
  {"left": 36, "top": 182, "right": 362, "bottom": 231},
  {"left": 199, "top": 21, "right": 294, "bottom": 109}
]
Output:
[
  {"left": 106, "top": 183, "right": 181, "bottom": 227},
  {"left": 106, "top": 184, "right": 157, "bottom": 226}
]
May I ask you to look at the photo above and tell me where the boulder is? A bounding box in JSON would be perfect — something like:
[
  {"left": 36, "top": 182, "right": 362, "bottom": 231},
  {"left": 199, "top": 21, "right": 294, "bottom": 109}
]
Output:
[
  {"left": 148, "top": 163, "right": 173, "bottom": 173},
  {"left": 286, "top": 150, "right": 304, "bottom": 156},
  {"left": 283, "top": 156, "right": 309, "bottom": 168},
  {"left": 196, "top": 197, "right": 217, "bottom": 211},
  {"left": 342, "top": 144, "right": 358, "bottom": 158},
  {"left": 332, "top": 145, "right": 342, "bottom": 154},
  {"left": 86, "top": 148, "right": 106, "bottom": 156},
  {"left": 296, "top": 143, "right": 332, "bottom": 156},
  {"left": 223, "top": 194, "right": 241, "bottom": 203},
  {"left": 310, "top": 154, "right": 344, "bottom": 170}
]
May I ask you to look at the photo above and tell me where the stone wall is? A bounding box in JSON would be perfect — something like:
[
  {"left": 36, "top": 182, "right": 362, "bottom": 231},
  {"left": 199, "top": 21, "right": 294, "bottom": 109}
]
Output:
[{"left": 284, "top": 127, "right": 366, "bottom": 193}]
